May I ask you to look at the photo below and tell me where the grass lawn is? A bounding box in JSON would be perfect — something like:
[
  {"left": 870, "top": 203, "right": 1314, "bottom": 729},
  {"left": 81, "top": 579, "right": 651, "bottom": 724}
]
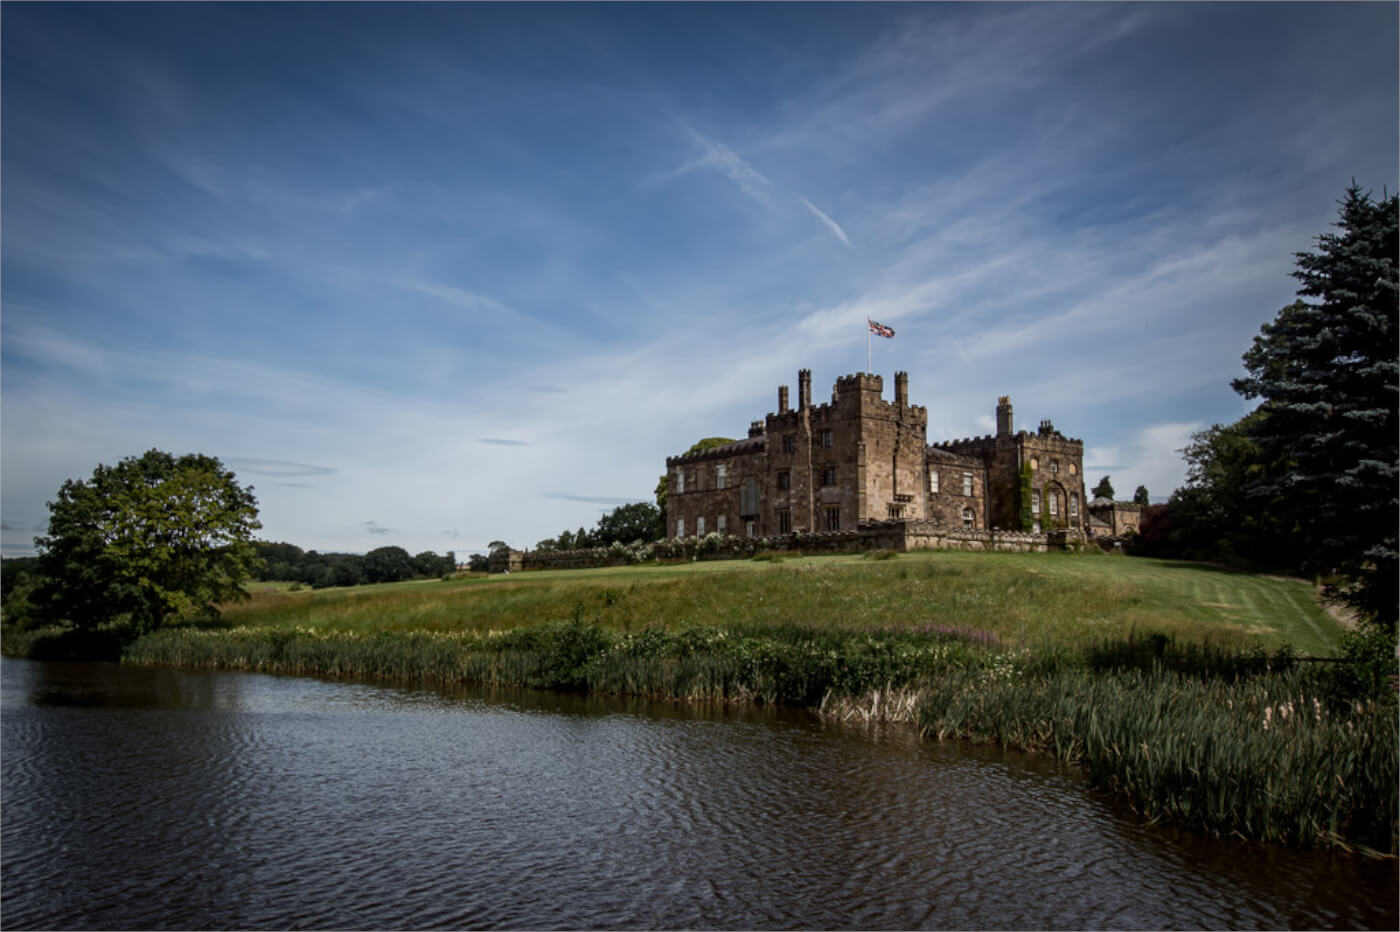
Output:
[{"left": 227, "top": 551, "right": 1343, "bottom": 656}]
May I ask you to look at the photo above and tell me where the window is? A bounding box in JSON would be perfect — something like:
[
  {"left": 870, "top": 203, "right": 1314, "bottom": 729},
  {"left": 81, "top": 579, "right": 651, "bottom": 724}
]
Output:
[
  {"left": 676, "top": 518, "right": 685, "bottom": 538},
  {"left": 716, "top": 464, "right": 727, "bottom": 490},
  {"left": 1033, "top": 520, "right": 1041, "bottom": 534},
  {"left": 962, "top": 472, "right": 973, "bottom": 496},
  {"left": 675, "top": 471, "right": 685, "bottom": 494},
  {"left": 929, "top": 470, "right": 939, "bottom": 494},
  {"left": 887, "top": 503, "right": 904, "bottom": 519},
  {"left": 962, "top": 508, "right": 974, "bottom": 529},
  {"left": 1032, "top": 490, "right": 1041, "bottom": 515},
  {"left": 1029, "top": 457, "right": 1039, "bottom": 471},
  {"left": 778, "top": 470, "right": 791, "bottom": 490},
  {"left": 825, "top": 507, "right": 841, "bottom": 531},
  {"left": 1049, "top": 491, "right": 1059, "bottom": 517},
  {"left": 822, "top": 466, "right": 837, "bottom": 486},
  {"left": 1070, "top": 493, "right": 1079, "bottom": 518},
  {"left": 778, "top": 510, "right": 792, "bottom": 533},
  {"left": 783, "top": 435, "right": 796, "bottom": 453},
  {"left": 740, "top": 477, "right": 760, "bottom": 516},
  {"left": 696, "top": 516, "right": 706, "bottom": 536},
  {"left": 819, "top": 429, "right": 833, "bottom": 448},
  {"left": 716, "top": 514, "right": 727, "bottom": 535},
  {"left": 745, "top": 520, "right": 756, "bottom": 538},
  {"left": 1050, "top": 461, "right": 1060, "bottom": 476},
  {"left": 1069, "top": 464, "right": 1077, "bottom": 476}
]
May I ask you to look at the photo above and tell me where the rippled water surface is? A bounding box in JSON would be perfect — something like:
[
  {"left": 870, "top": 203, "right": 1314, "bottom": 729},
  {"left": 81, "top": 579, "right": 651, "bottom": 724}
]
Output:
[{"left": 3, "top": 657, "right": 1396, "bottom": 930}]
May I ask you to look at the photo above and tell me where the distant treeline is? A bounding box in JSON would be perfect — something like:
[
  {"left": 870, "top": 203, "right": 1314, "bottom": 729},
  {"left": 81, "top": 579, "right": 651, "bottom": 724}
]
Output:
[{"left": 253, "top": 542, "right": 456, "bottom": 588}]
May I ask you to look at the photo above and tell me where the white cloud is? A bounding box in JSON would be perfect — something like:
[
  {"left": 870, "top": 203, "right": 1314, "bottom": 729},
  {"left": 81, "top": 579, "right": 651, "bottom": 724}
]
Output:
[
  {"left": 1111, "top": 421, "right": 1203, "bottom": 503},
  {"left": 679, "top": 124, "right": 776, "bottom": 205},
  {"left": 799, "top": 196, "right": 852, "bottom": 247}
]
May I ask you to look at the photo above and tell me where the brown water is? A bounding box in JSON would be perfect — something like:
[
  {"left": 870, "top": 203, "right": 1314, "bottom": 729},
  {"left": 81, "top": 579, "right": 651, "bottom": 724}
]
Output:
[{"left": 2, "top": 656, "right": 1395, "bottom": 930}]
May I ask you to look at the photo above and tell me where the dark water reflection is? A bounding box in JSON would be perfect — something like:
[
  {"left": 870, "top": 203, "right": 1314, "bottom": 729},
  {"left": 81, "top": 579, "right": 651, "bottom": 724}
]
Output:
[{"left": 2, "top": 657, "right": 1395, "bottom": 930}]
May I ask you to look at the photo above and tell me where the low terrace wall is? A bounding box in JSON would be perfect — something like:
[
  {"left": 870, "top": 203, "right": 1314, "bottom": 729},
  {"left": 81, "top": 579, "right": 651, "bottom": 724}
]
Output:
[{"left": 489, "top": 521, "right": 1084, "bottom": 572}]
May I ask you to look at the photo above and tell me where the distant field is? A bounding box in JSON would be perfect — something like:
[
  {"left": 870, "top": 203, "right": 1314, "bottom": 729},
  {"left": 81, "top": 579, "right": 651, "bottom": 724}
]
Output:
[{"left": 230, "top": 551, "right": 1342, "bottom": 656}]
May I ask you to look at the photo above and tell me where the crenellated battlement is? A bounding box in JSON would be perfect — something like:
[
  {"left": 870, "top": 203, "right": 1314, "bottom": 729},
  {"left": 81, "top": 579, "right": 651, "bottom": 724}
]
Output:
[{"left": 833, "top": 372, "right": 884, "bottom": 395}]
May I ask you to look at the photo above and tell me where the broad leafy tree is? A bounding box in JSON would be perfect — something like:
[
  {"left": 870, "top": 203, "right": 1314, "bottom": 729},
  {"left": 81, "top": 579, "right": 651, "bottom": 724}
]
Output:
[
  {"left": 1132, "top": 485, "right": 1150, "bottom": 507},
  {"left": 594, "top": 502, "right": 663, "bottom": 546},
  {"left": 413, "top": 550, "right": 455, "bottom": 577},
  {"left": 1232, "top": 185, "right": 1398, "bottom": 626},
  {"left": 363, "top": 545, "right": 415, "bottom": 584},
  {"left": 1156, "top": 414, "right": 1296, "bottom": 567},
  {"left": 34, "top": 450, "right": 261, "bottom": 634},
  {"left": 1091, "top": 476, "right": 1115, "bottom": 500}
]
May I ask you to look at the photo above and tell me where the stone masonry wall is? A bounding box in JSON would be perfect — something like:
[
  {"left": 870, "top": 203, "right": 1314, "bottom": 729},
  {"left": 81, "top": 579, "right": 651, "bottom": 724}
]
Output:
[{"left": 491, "top": 520, "right": 1084, "bottom": 573}]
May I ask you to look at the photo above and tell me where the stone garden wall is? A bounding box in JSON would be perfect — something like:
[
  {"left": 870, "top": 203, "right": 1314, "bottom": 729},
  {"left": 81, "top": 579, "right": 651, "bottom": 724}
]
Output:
[{"left": 490, "top": 520, "right": 1084, "bottom": 572}]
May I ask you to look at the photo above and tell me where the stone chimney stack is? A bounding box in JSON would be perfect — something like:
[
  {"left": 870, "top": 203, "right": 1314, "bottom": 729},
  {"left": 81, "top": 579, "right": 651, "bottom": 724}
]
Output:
[
  {"left": 798, "top": 369, "right": 812, "bottom": 411},
  {"left": 997, "top": 396, "right": 1014, "bottom": 438},
  {"left": 778, "top": 385, "right": 789, "bottom": 414},
  {"left": 894, "top": 371, "right": 909, "bottom": 407}
]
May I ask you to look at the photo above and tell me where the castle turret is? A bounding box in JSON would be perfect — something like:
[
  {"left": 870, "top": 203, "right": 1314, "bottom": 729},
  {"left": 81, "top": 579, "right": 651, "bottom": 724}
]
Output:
[
  {"left": 997, "top": 396, "right": 1013, "bottom": 437},
  {"left": 895, "top": 371, "right": 909, "bottom": 407},
  {"left": 778, "top": 385, "right": 789, "bottom": 414},
  {"left": 798, "top": 369, "right": 812, "bottom": 411}
]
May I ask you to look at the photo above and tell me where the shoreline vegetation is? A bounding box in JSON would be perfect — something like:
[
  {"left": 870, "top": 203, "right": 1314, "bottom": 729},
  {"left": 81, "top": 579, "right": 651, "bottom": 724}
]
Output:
[{"left": 4, "top": 551, "right": 1395, "bottom": 856}]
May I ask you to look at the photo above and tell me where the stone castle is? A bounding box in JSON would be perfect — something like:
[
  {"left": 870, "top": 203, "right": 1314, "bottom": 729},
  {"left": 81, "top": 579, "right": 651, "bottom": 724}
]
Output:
[{"left": 665, "top": 369, "right": 1101, "bottom": 543}]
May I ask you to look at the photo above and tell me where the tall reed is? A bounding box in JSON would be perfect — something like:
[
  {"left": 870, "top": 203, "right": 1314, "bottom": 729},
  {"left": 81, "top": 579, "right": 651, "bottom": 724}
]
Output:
[{"left": 915, "top": 663, "right": 1397, "bottom": 854}]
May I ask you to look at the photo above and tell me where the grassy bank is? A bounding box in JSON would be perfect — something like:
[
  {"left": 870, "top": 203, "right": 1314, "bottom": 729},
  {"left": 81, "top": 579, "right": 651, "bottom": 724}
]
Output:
[
  {"left": 224, "top": 551, "right": 1340, "bottom": 654},
  {"left": 19, "top": 550, "right": 1396, "bottom": 854}
]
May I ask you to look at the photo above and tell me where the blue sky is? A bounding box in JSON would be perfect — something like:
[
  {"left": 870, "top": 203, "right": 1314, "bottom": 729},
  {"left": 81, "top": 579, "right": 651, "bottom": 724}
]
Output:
[{"left": 3, "top": 2, "right": 1397, "bottom": 558}]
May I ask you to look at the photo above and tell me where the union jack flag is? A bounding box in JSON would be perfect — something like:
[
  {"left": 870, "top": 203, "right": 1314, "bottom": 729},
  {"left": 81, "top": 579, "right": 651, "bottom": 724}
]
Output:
[{"left": 868, "top": 318, "right": 895, "bottom": 338}]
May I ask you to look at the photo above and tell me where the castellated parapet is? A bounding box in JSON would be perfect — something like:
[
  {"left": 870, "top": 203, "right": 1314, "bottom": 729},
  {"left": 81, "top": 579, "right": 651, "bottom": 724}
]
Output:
[{"left": 665, "top": 370, "right": 1087, "bottom": 542}]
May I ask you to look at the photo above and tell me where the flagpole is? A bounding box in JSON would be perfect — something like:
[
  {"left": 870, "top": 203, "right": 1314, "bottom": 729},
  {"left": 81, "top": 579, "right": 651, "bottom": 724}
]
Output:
[{"left": 867, "top": 322, "right": 871, "bottom": 375}]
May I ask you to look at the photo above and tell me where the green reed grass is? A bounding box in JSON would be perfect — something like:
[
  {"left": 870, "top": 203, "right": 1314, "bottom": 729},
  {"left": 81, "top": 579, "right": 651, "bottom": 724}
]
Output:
[{"left": 915, "top": 663, "right": 1397, "bottom": 854}]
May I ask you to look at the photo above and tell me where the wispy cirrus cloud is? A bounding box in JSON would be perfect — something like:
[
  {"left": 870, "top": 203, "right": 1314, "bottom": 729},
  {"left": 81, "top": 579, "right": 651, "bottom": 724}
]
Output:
[
  {"left": 542, "top": 492, "right": 640, "bottom": 506},
  {"left": 478, "top": 438, "right": 529, "bottom": 447},
  {"left": 800, "top": 196, "right": 851, "bottom": 247},
  {"left": 679, "top": 124, "right": 775, "bottom": 205},
  {"left": 225, "top": 458, "right": 337, "bottom": 477}
]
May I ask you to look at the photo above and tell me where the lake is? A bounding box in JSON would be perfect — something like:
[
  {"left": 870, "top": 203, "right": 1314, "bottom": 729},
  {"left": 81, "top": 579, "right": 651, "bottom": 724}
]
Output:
[{"left": 2, "top": 656, "right": 1395, "bottom": 929}]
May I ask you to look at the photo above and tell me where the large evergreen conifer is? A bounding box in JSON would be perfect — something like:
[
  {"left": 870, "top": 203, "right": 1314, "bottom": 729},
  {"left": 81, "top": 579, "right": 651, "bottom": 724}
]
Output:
[{"left": 1232, "top": 185, "right": 1398, "bottom": 627}]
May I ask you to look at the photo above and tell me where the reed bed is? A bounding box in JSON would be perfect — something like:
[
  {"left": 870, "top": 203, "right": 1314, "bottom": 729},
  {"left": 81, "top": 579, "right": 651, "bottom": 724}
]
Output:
[
  {"left": 914, "top": 664, "right": 1397, "bottom": 854},
  {"left": 122, "top": 620, "right": 1002, "bottom": 701}
]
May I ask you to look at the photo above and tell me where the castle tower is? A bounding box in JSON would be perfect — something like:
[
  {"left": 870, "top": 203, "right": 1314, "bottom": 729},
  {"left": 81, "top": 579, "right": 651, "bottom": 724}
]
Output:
[
  {"left": 798, "top": 369, "right": 812, "bottom": 411},
  {"left": 997, "top": 396, "right": 1014, "bottom": 438},
  {"left": 894, "top": 371, "right": 909, "bottom": 408},
  {"left": 778, "top": 385, "right": 789, "bottom": 414}
]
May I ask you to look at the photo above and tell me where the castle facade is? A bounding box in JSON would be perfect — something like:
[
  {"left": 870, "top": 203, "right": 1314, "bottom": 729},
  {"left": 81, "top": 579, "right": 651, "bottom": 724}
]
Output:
[{"left": 665, "top": 370, "right": 1087, "bottom": 540}]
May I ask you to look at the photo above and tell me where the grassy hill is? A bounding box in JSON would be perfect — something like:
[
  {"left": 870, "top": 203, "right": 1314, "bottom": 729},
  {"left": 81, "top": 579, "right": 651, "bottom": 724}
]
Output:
[{"left": 227, "top": 551, "right": 1342, "bottom": 656}]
